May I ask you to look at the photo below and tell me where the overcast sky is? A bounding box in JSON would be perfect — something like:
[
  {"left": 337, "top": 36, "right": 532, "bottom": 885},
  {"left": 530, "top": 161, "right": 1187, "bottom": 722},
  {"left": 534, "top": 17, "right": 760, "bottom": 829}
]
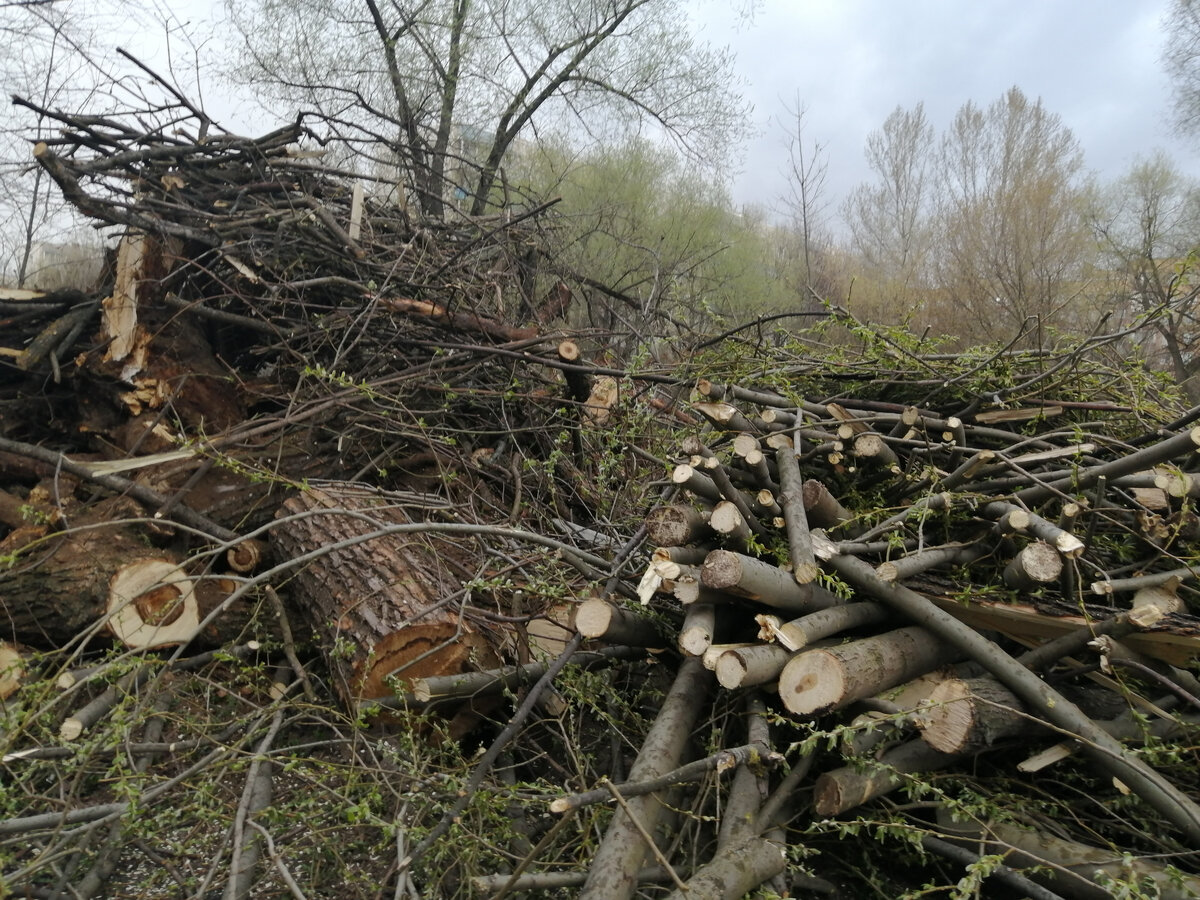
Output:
[{"left": 691, "top": 1, "right": 1197, "bottom": 223}]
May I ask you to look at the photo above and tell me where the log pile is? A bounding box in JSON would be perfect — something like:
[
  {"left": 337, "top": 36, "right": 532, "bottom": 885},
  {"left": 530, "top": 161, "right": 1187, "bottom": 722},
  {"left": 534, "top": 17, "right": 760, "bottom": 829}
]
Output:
[
  {"left": 6, "top": 79, "right": 1200, "bottom": 898},
  {"left": 584, "top": 370, "right": 1200, "bottom": 895}
]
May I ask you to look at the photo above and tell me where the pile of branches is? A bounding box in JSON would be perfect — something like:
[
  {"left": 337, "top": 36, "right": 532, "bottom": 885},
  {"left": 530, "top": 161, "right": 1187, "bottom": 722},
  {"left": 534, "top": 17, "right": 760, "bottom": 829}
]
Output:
[
  {"left": 0, "top": 89, "right": 690, "bottom": 898},
  {"left": 6, "top": 80, "right": 1200, "bottom": 899}
]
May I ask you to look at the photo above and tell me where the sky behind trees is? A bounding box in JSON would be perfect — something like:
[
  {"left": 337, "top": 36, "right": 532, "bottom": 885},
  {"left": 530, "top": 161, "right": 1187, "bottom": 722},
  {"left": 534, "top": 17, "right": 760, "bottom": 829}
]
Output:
[{"left": 691, "top": 1, "right": 1195, "bottom": 218}]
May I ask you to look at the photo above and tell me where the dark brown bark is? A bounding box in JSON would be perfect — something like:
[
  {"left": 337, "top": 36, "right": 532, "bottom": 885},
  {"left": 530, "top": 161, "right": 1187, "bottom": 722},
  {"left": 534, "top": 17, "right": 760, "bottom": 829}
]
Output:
[{"left": 272, "top": 484, "right": 504, "bottom": 704}]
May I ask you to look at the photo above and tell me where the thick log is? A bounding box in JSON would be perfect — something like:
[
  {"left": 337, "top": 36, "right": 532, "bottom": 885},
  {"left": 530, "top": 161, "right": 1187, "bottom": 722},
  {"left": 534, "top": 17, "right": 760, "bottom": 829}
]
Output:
[
  {"left": 714, "top": 643, "right": 794, "bottom": 689},
  {"left": 708, "top": 500, "right": 751, "bottom": 545},
  {"left": 841, "top": 669, "right": 954, "bottom": 756},
  {"left": 800, "top": 479, "right": 853, "bottom": 529},
  {"left": 106, "top": 558, "right": 201, "bottom": 648},
  {"left": 0, "top": 501, "right": 250, "bottom": 650},
  {"left": 557, "top": 339, "right": 592, "bottom": 403},
  {"left": 671, "top": 464, "right": 722, "bottom": 503},
  {"left": 690, "top": 401, "right": 761, "bottom": 434},
  {"left": 1002, "top": 540, "right": 1063, "bottom": 590},
  {"left": 272, "top": 485, "right": 504, "bottom": 704},
  {"left": 679, "top": 438, "right": 766, "bottom": 537},
  {"left": 646, "top": 504, "right": 712, "bottom": 547},
  {"left": 851, "top": 432, "right": 899, "bottom": 470},
  {"left": 778, "top": 626, "right": 960, "bottom": 717},
  {"left": 575, "top": 597, "right": 665, "bottom": 647}
]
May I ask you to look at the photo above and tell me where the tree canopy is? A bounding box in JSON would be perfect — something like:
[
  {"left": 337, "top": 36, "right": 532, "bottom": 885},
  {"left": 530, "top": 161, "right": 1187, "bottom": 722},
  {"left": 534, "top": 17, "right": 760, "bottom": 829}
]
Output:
[{"left": 225, "top": 0, "right": 749, "bottom": 219}]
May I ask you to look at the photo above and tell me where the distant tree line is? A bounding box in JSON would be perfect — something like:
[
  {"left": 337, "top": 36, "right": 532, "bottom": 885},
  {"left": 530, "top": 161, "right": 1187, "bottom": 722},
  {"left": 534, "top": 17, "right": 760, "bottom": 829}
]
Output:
[{"left": 2, "top": 0, "right": 1200, "bottom": 387}]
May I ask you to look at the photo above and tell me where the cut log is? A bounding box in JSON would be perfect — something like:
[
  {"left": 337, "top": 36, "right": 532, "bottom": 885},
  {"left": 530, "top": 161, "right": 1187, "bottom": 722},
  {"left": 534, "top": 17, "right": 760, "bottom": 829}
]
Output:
[
  {"left": 1002, "top": 540, "right": 1063, "bottom": 590},
  {"left": 0, "top": 641, "right": 25, "bottom": 699},
  {"left": 708, "top": 500, "right": 751, "bottom": 545},
  {"left": 272, "top": 484, "right": 504, "bottom": 705},
  {"left": 917, "top": 675, "right": 1028, "bottom": 754},
  {"left": 876, "top": 542, "right": 981, "bottom": 583},
  {"left": 679, "top": 604, "right": 716, "bottom": 657},
  {"left": 774, "top": 443, "right": 819, "bottom": 583},
  {"left": 778, "top": 626, "right": 960, "bottom": 717},
  {"left": 768, "top": 602, "right": 890, "bottom": 652},
  {"left": 0, "top": 499, "right": 251, "bottom": 650},
  {"left": 575, "top": 597, "right": 665, "bottom": 647},
  {"left": 714, "top": 643, "right": 794, "bottom": 689},
  {"left": 107, "top": 558, "right": 201, "bottom": 648},
  {"left": 646, "top": 504, "right": 712, "bottom": 547},
  {"left": 983, "top": 501, "right": 1084, "bottom": 557},
  {"left": 813, "top": 738, "right": 964, "bottom": 816},
  {"left": 801, "top": 479, "right": 853, "bottom": 529}
]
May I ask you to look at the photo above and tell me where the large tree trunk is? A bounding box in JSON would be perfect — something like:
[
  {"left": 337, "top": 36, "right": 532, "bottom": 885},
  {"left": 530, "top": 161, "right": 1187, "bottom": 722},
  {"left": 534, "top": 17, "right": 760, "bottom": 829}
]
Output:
[
  {"left": 271, "top": 483, "right": 504, "bottom": 705},
  {"left": 0, "top": 496, "right": 255, "bottom": 650}
]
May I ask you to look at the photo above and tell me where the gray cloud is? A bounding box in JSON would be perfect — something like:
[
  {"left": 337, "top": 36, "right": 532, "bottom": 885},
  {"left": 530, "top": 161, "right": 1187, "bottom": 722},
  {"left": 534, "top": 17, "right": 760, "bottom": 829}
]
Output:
[{"left": 691, "top": 0, "right": 1198, "bottom": 223}]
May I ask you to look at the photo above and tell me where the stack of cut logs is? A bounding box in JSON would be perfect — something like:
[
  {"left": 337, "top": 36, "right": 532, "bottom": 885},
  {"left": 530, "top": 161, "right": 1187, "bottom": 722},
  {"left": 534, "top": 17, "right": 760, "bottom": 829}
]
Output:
[{"left": 591, "top": 378, "right": 1200, "bottom": 819}]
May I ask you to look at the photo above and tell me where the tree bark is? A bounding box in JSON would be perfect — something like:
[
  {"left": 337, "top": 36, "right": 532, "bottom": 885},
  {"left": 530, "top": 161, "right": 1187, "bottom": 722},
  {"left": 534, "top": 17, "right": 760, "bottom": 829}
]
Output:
[
  {"left": 272, "top": 484, "right": 503, "bottom": 705},
  {"left": 813, "top": 738, "right": 964, "bottom": 816}
]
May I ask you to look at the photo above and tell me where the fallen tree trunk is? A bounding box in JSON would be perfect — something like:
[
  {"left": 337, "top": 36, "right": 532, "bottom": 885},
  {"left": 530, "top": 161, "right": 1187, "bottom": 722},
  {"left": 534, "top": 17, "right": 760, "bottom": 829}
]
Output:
[{"left": 272, "top": 484, "right": 504, "bottom": 705}]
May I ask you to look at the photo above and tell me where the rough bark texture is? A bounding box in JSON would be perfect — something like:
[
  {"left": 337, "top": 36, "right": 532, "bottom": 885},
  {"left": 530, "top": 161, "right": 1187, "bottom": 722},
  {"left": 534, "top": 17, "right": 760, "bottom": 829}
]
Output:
[{"left": 272, "top": 484, "right": 502, "bottom": 704}]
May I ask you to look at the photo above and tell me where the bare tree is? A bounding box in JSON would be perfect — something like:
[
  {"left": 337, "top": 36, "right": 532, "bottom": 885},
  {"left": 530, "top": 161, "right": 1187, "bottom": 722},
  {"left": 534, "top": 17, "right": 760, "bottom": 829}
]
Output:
[
  {"left": 843, "top": 102, "right": 935, "bottom": 303},
  {"left": 224, "top": 0, "right": 749, "bottom": 220},
  {"left": 933, "top": 87, "right": 1093, "bottom": 343},
  {"left": 1163, "top": 0, "right": 1200, "bottom": 139},
  {"left": 1091, "top": 151, "right": 1200, "bottom": 397},
  {"left": 779, "top": 96, "right": 829, "bottom": 291},
  {"left": 0, "top": 1, "right": 104, "bottom": 283}
]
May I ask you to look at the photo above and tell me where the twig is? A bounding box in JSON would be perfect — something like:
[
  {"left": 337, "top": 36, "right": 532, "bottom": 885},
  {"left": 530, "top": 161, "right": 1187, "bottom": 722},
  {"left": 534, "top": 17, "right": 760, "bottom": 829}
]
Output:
[{"left": 398, "top": 633, "right": 584, "bottom": 872}]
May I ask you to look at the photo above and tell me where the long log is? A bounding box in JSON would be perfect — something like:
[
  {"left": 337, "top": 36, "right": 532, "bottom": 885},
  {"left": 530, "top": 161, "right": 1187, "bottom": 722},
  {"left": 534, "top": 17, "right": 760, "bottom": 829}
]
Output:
[
  {"left": 700, "top": 550, "right": 840, "bottom": 613},
  {"left": 774, "top": 442, "right": 819, "bottom": 583},
  {"left": 575, "top": 597, "right": 665, "bottom": 647},
  {"left": 579, "top": 658, "right": 712, "bottom": 899},
  {"left": 767, "top": 601, "right": 890, "bottom": 652},
  {"left": 813, "top": 738, "right": 965, "bottom": 816},
  {"left": 715, "top": 644, "right": 794, "bottom": 689}
]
